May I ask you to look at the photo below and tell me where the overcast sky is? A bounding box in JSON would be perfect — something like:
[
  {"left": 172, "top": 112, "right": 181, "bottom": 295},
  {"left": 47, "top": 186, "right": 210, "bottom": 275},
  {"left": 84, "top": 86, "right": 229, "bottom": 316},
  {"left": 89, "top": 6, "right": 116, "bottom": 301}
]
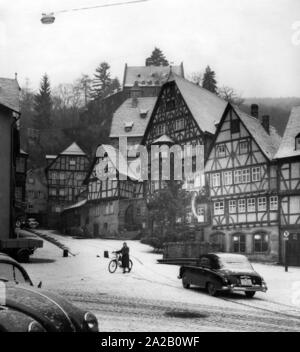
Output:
[{"left": 0, "top": 0, "right": 299, "bottom": 97}]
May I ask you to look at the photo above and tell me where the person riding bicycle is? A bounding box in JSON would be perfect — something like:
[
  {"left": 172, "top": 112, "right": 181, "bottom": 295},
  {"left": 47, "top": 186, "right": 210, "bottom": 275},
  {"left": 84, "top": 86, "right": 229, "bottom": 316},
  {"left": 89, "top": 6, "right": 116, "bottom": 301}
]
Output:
[{"left": 115, "top": 242, "right": 130, "bottom": 274}]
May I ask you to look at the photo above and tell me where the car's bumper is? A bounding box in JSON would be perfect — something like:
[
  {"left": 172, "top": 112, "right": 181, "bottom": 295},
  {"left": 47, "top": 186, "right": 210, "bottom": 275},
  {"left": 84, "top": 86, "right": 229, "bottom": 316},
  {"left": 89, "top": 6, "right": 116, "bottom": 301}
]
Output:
[{"left": 220, "top": 284, "right": 268, "bottom": 293}]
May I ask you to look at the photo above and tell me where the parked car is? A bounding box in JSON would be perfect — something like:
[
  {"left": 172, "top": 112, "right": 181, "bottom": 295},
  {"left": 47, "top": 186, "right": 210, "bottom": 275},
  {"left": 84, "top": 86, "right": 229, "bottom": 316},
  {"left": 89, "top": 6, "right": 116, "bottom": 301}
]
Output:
[
  {"left": 178, "top": 253, "right": 268, "bottom": 298},
  {"left": 16, "top": 217, "right": 39, "bottom": 230},
  {"left": 27, "top": 218, "right": 39, "bottom": 229},
  {"left": 0, "top": 253, "right": 99, "bottom": 332}
]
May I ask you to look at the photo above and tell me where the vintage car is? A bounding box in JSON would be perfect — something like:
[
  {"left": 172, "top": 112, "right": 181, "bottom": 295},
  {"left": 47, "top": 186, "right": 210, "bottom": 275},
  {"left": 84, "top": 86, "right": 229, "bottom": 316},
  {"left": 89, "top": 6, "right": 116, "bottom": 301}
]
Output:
[
  {"left": 178, "top": 253, "right": 268, "bottom": 298},
  {"left": 0, "top": 253, "right": 99, "bottom": 332}
]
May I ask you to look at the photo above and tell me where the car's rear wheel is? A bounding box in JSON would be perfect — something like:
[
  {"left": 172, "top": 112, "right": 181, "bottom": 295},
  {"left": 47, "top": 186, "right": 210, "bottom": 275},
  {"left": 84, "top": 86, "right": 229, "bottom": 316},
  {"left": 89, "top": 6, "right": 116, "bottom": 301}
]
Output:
[
  {"left": 207, "top": 282, "right": 218, "bottom": 296},
  {"left": 245, "top": 291, "right": 256, "bottom": 298},
  {"left": 182, "top": 274, "right": 190, "bottom": 289}
]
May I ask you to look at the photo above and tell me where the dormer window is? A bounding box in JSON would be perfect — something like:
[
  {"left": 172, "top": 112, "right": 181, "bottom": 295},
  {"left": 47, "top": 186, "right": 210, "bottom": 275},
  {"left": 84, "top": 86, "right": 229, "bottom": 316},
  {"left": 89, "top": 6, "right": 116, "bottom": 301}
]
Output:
[
  {"left": 124, "top": 121, "right": 134, "bottom": 132},
  {"left": 147, "top": 80, "right": 153, "bottom": 85},
  {"left": 140, "top": 109, "right": 148, "bottom": 118},
  {"left": 296, "top": 133, "right": 300, "bottom": 150}
]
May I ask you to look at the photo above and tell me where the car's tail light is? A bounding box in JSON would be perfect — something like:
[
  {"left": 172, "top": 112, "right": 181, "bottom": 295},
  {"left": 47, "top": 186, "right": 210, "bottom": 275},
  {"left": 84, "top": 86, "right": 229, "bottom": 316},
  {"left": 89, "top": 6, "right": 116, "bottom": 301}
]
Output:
[
  {"left": 28, "top": 321, "right": 46, "bottom": 332},
  {"left": 84, "top": 312, "right": 99, "bottom": 332}
]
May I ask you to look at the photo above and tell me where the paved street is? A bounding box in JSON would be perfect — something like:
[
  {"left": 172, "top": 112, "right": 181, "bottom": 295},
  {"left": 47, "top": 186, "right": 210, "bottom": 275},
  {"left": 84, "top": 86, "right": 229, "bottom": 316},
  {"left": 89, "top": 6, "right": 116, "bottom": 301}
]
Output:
[{"left": 23, "top": 230, "right": 300, "bottom": 332}]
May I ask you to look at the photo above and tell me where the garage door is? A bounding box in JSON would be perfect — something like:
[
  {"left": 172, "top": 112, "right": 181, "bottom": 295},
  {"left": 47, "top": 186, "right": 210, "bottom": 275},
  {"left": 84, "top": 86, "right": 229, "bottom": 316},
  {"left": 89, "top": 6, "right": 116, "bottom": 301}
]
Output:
[{"left": 288, "top": 233, "right": 300, "bottom": 266}]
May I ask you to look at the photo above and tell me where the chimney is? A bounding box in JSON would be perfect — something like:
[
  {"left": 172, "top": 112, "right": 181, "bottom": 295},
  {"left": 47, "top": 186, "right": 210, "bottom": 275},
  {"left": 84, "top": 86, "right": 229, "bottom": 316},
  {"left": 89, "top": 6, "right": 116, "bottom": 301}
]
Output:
[
  {"left": 15, "top": 72, "right": 18, "bottom": 80},
  {"left": 262, "top": 115, "right": 270, "bottom": 134},
  {"left": 250, "top": 104, "right": 259, "bottom": 119}
]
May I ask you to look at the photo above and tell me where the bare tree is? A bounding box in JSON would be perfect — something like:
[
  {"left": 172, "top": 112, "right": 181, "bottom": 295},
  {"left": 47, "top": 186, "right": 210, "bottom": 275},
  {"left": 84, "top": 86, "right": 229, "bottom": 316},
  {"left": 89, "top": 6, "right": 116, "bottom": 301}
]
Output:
[
  {"left": 189, "top": 72, "right": 203, "bottom": 86},
  {"left": 218, "top": 86, "right": 245, "bottom": 106}
]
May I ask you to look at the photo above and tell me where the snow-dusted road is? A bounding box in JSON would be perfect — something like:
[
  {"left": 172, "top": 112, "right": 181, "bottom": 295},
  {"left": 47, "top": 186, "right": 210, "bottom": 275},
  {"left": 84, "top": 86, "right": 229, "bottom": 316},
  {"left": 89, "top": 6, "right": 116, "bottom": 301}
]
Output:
[{"left": 23, "top": 230, "right": 300, "bottom": 332}]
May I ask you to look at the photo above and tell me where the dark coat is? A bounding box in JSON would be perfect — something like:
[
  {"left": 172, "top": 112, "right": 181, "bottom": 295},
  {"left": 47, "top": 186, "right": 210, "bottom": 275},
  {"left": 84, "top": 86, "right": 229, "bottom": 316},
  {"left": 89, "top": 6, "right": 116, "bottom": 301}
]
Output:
[{"left": 116, "top": 247, "right": 130, "bottom": 268}]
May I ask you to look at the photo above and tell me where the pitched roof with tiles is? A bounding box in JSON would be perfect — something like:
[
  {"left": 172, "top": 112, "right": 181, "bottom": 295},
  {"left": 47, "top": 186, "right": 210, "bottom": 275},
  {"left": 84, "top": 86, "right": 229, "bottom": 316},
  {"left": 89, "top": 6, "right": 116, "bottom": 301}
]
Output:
[
  {"left": 0, "top": 77, "right": 20, "bottom": 113},
  {"left": 274, "top": 106, "right": 300, "bottom": 159},
  {"left": 233, "top": 106, "right": 281, "bottom": 160},
  {"left": 169, "top": 74, "right": 228, "bottom": 135},
  {"left": 110, "top": 97, "right": 156, "bottom": 138},
  {"left": 123, "top": 64, "right": 184, "bottom": 88},
  {"left": 60, "top": 142, "right": 86, "bottom": 156}
]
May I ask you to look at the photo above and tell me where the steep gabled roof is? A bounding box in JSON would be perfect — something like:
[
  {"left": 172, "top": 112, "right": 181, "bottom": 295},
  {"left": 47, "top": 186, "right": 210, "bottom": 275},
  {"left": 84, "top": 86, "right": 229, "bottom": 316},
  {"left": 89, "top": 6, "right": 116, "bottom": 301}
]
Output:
[
  {"left": 168, "top": 74, "right": 227, "bottom": 135},
  {"left": 0, "top": 77, "right": 20, "bottom": 113},
  {"left": 274, "top": 106, "right": 300, "bottom": 159},
  {"left": 95, "top": 144, "right": 139, "bottom": 181},
  {"left": 233, "top": 106, "right": 281, "bottom": 160},
  {"left": 123, "top": 63, "right": 184, "bottom": 88},
  {"left": 60, "top": 142, "right": 86, "bottom": 156},
  {"left": 110, "top": 97, "right": 156, "bottom": 138}
]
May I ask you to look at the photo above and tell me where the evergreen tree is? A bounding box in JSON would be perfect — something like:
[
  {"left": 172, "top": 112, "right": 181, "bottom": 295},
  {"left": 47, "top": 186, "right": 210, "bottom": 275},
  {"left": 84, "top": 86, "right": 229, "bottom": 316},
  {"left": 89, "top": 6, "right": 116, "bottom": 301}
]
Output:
[
  {"left": 202, "top": 66, "right": 218, "bottom": 93},
  {"left": 33, "top": 74, "right": 52, "bottom": 129},
  {"left": 146, "top": 47, "right": 169, "bottom": 66},
  {"left": 91, "top": 62, "right": 112, "bottom": 99}
]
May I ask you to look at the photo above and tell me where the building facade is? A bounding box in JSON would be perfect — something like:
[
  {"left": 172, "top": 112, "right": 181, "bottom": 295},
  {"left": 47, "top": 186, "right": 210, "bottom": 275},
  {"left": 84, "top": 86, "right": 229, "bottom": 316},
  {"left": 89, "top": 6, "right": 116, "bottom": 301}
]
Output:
[
  {"left": 15, "top": 149, "right": 28, "bottom": 219},
  {"left": 141, "top": 73, "right": 227, "bottom": 233},
  {"left": 122, "top": 63, "right": 184, "bottom": 99},
  {"left": 275, "top": 106, "right": 300, "bottom": 265},
  {"left": 45, "top": 142, "right": 89, "bottom": 228},
  {"left": 84, "top": 144, "right": 145, "bottom": 238},
  {"left": 26, "top": 168, "right": 48, "bottom": 224},
  {"left": 205, "top": 104, "right": 281, "bottom": 261},
  {"left": 0, "top": 77, "right": 21, "bottom": 238}
]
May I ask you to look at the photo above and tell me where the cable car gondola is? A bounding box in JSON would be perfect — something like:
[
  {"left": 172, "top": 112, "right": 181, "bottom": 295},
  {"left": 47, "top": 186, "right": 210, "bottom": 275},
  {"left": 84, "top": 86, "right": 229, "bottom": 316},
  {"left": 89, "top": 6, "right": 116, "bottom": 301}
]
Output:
[{"left": 41, "top": 13, "right": 55, "bottom": 24}]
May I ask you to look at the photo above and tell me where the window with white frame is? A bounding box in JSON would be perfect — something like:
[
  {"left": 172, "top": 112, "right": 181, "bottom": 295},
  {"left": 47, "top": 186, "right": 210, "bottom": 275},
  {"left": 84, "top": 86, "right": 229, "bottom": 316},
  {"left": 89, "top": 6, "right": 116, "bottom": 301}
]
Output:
[
  {"left": 214, "top": 201, "right": 224, "bottom": 215},
  {"left": 234, "top": 170, "right": 242, "bottom": 184},
  {"left": 223, "top": 171, "right": 233, "bottom": 186},
  {"left": 49, "top": 188, "right": 57, "bottom": 196},
  {"left": 270, "top": 196, "right": 278, "bottom": 210},
  {"left": 239, "top": 139, "right": 249, "bottom": 154},
  {"left": 216, "top": 144, "right": 226, "bottom": 158},
  {"left": 252, "top": 167, "right": 261, "bottom": 182},
  {"left": 241, "top": 169, "right": 250, "bottom": 183},
  {"left": 247, "top": 198, "right": 256, "bottom": 212},
  {"left": 59, "top": 189, "right": 66, "bottom": 196},
  {"left": 258, "top": 197, "right": 267, "bottom": 211},
  {"left": 238, "top": 199, "right": 246, "bottom": 213},
  {"left": 212, "top": 173, "right": 221, "bottom": 187},
  {"left": 229, "top": 200, "right": 236, "bottom": 213},
  {"left": 157, "top": 124, "right": 166, "bottom": 135},
  {"left": 175, "top": 118, "right": 184, "bottom": 131}
]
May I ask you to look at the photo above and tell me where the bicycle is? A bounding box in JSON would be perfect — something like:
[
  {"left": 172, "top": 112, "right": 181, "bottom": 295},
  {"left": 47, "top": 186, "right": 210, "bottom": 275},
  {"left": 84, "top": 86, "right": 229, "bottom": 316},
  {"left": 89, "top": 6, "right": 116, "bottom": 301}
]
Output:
[{"left": 108, "top": 252, "right": 133, "bottom": 273}]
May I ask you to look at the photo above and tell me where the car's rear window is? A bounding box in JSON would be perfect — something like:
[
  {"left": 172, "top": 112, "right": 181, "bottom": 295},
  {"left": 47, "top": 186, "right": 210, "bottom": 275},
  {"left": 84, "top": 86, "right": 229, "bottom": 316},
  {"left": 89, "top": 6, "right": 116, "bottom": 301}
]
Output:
[{"left": 219, "top": 257, "right": 253, "bottom": 271}]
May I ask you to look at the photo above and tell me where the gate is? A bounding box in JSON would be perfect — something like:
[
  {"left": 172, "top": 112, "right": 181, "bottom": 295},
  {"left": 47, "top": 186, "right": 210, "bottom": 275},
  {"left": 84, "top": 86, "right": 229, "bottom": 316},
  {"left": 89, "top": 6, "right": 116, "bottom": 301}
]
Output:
[{"left": 288, "top": 232, "right": 300, "bottom": 266}]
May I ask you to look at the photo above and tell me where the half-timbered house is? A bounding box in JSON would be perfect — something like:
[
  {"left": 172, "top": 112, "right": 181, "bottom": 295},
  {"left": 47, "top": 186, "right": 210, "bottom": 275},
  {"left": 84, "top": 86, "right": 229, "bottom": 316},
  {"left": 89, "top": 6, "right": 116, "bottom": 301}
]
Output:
[
  {"left": 275, "top": 106, "right": 300, "bottom": 265},
  {"left": 205, "top": 104, "right": 281, "bottom": 261},
  {"left": 141, "top": 73, "right": 228, "bottom": 230},
  {"left": 83, "top": 145, "right": 145, "bottom": 237},
  {"left": 26, "top": 168, "right": 48, "bottom": 225},
  {"left": 45, "top": 142, "right": 89, "bottom": 228}
]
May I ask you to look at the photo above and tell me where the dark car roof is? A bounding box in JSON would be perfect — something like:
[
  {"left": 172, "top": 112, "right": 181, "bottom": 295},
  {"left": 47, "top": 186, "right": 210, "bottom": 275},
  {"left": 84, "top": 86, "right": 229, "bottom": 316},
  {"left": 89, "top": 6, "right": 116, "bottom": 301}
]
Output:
[{"left": 205, "top": 253, "right": 248, "bottom": 260}]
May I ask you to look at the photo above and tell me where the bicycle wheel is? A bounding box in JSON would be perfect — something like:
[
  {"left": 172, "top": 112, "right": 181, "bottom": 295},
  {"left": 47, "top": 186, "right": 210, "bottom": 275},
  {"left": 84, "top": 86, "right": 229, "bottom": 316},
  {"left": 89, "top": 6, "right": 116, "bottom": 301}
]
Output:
[
  {"left": 128, "top": 259, "right": 133, "bottom": 273},
  {"left": 108, "top": 259, "right": 118, "bottom": 273}
]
